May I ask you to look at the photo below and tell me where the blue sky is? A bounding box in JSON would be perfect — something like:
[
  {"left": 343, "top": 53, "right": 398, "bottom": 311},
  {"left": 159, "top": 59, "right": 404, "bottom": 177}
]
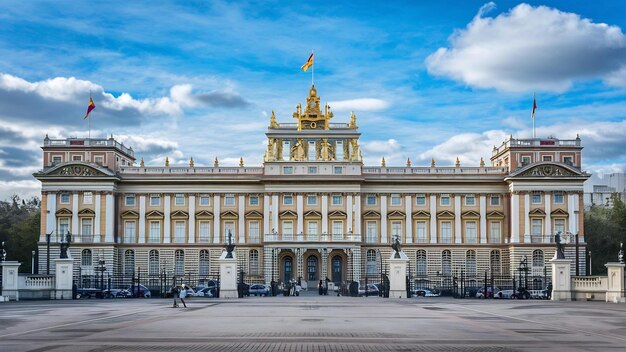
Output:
[{"left": 1, "top": 1, "right": 626, "bottom": 199}]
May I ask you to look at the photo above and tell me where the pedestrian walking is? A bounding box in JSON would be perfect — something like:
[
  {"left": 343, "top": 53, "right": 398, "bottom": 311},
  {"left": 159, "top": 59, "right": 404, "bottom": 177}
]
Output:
[
  {"left": 318, "top": 280, "right": 323, "bottom": 295},
  {"left": 179, "top": 285, "right": 187, "bottom": 308},
  {"left": 172, "top": 286, "right": 179, "bottom": 308}
]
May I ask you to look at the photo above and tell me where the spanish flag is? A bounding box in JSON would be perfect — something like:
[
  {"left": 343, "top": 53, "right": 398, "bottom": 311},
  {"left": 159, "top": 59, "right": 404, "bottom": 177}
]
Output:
[
  {"left": 84, "top": 96, "right": 96, "bottom": 119},
  {"left": 531, "top": 95, "right": 537, "bottom": 120},
  {"left": 301, "top": 53, "right": 314, "bottom": 72}
]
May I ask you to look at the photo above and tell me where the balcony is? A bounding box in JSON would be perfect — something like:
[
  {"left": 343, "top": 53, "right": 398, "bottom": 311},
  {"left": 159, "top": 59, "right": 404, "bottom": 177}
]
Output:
[
  {"left": 362, "top": 166, "right": 507, "bottom": 175},
  {"left": 492, "top": 137, "right": 581, "bottom": 156},
  {"left": 44, "top": 137, "right": 134, "bottom": 157},
  {"left": 197, "top": 236, "right": 211, "bottom": 244},
  {"left": 119, "top": 166, "right": 263, "bottom": 175},
  {"left": 264, "top": 233, "right": 362, "bottom": 243}
]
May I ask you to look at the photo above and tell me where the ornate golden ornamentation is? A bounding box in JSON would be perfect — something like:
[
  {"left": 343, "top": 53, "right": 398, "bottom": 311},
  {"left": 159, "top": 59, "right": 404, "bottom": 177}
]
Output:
[
  {"left": 239, "top": 157, "right": 244, "bottom": 167},
  {"left": 455, "top": 157, "right": 460, "bottom": 167},
  {"left": 140, "top": 157, "right": 145, "bottom": 167},
  {"left": 406, "top": 158, "right": 411, "bottom": 167},
  {"left": 381, "top": 157, "right": 386, "bottom": 167},
  {"left": 269, "top": 110, "right": 280, "bottom": 128},
  {"left": 349, "top": 112, "right": 358, "bottom": 129},
  {"left": 480, "top": 157, "right": 485, "bottom": 167},
  {"left": 214, "top": 157, "right": 219, "bottom": 167},
  {"left": 189, "top": 157, "right": 194, "bottom": 168},
  {"left": 520, "top": 165, "right": 576, "bottom": 177},
  {"left": 292, "top": 85, "right": 332, "bottom": 131},
  {"left": 431, "top": 158, "right": 435, "bottom": 167},
  {"left": 57, "top": 165, "right": 98, "bottom": 176},
  {"left": 165, "top": 157, "right": 170, "bottom": 167}
]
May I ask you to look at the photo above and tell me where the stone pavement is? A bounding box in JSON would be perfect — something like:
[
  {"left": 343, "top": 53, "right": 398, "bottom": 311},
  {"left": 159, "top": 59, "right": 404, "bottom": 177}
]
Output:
[{"left": 1, "top": 296, "right": 625, "bottom": 351}]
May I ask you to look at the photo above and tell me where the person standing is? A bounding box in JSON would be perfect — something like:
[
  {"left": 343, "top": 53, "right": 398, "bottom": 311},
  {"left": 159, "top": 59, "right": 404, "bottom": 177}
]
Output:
[
  {"left": 179, "top": 285, "right": 187, "bottom": 308},
  {"left": 172, "top": 286, "right": 179, "bottom": 308}
]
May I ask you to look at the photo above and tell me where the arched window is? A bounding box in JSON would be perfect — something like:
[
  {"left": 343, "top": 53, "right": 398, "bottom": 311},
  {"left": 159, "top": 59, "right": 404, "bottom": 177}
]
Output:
[
  {"left": 532, "top": 249, "right": 544, "bottom": 268},
  {"left": 490, "top": 250, "right": 501, "bottom": 275},
  {"left": 199, "top": 250, "right": 210, "bottom": 276},
  {"left": 124, "top": 250, "right": 135, "bottom": 275},
  {"left": 283, "top": 257, "right": 292, "bottom": 283},
  {"left": 307, "top": 255, "right": 318, "bottom": 281},
  {"left": 466, "top": 250, "right": 477, "bottom": 277},
  {"left": 81, "top": 249, "right": 92, "bottom": 266},
  {"left": 366, "top": 249, "right": 377, "bottom": 275},
  {"left": 249, "top": 250, "right": 259, "bottom": 275},
  {"left": 174, "top": 250, "right": 185, "bottom": 276},
  {"left": 148, "top": 250, "right": 159, "bottom": 275},
  {"left": 416, "top": 250, "right": 427, "bottom": 276},
  {"left": 442, "top": 250, "right": 452, "bottom": 276}
]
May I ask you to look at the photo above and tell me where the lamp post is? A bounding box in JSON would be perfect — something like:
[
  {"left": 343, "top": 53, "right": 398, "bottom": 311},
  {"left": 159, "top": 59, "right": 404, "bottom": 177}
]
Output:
[
  {"left": 96, "top": 253, "right": 106, "bottom": 297},
  {"left": 31, "top": 250, "right": 36, "bottom": 274},
  {"left": 588, "top": 250, "right": 592, "bottom": 275},
  {"left": 46, "top": 232, "right": 51, "bottom": 275}
]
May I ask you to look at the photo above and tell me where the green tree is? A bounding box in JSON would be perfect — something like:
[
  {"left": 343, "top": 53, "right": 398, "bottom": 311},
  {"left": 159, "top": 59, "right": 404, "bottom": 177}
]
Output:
[
  {"left": 0, "top": 195, "right": 41, "bottom": 273},
  {"left": 584, "top": 194, "right": 626, "bottom": 275}
]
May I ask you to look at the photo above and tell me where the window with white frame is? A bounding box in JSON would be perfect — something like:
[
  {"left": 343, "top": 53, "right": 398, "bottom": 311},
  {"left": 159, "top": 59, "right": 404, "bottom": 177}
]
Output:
[
  {"left": 334, "top": 166, "right": 343, "bottom": 174},
  {"left": 149, "top": 221, "right": 160, "bottom": 243},
  {"left": 465, "top": 221, "right": 477, "bottom": 244},
  {"left": 81, "top": 249, "right": 92, "bottom": 266},
  {"left": 308, "top": 166, "right": 318, "bottom": 174},
  {"left": 366, "top": 194, "right": 376, "bottom": 205},
  {"left": 199, "top": 250, "right": 210, "bottom": 276},
  {"left": 307, "top": 221, "right": 318, "bottom": 240},
  {"left": 148, "top": 250, "right": 159, "bottom": 275},
  {"left": 174, "top": 221, "right": 185, "bottom": 243},
  {"left": 366, "top": 221, "right": 377, "bottom": 243},
  {"left": 440, "top": 194, "right": 451, "bottom": 206},
  {"left": 249, "top": 221, "right": 260, "bottom": 243},
  {"left": 283, "top": 195, "right": 293, "bottom": 205},
  {"left": 224, "top": 194, "right": 235, "bottom": 206},
  {"left": 72, "top": 155, "right": 83, "bottom": 161},
  {"left": 283, "top": 166, "right": 293, "bottom": 174},
  {"left": 531, "top": 219, "right": 542, "bottom": 242},
  {"left": 415, "top": 194, "right": 426, "bottom": 206},
  {"left": 308, "top": 141, "right": 316, "bottom": 160},
  {"left": 542, "top": 155, "right": 553, "bottom": 161},
  {"left": 490, "top": 195, "right": 500, "bottom": 206},
  {"left": 282, "top": 221, "right": 293, "bottom": 240},
  {"left": 366, "top": 249, "right": 377, "bottom": 275},
  {"left": 199, "top": 195, "right": 210, "bottom": 206},
  {"left": 58, "top": 218, "right": 69, "bottom": 236},
  {"left": 198, "top": 221, "right": 211, "bottom": 242},
  {"left": 391, "top": 221, "right": 402, "bottom": 240},
  {"left": 332, "top": 194, "right": 342, "bottom": 205},
  {"left": 124, "top": 220, "right": 136, "bottom": 243},
  {"left": 489, "top": 221, "right": 501, "bottom": 243},
  {"left": 416, "top": 250, "right": 427, "bottom": 276},
  {"left": 124, "top": 250, "right": 135, "bottom": 275},
  {"left": 83, "top": 192, "right": 93, "bottom": 204},
  {"left": 174, "top": 193, "right": 185, "bottom": 206},
  {"left": 249, "top": 195, "right": 259, "bottom": 206},
  {"left": 553, "top": 191, "right": 564, "bottom": 204},
  {"left": 60, "top": 193, "right": 70, "bottom": 204},
  {"left": 282, "top": 140, "right": 290, "bottom": 160},
  {"left": 490, "top": 250, "right": 501, "bottom": 274},
  {"left": 532, "top": 192, "right": 542, "bottom": 204},
  {"left": 554, "top": 219, "right": 565, "bottom": 236},
  {"left": 521, "top": 155, "right": 531, "bottom": 165},
  {"left": 125, "top": 194, "right": 136, "bottom": 206},
  {"left": 442, "top": 250, "right": 452, "bottom": 276},
  {"left": 563, "top": 156, "right": 573, "bottom": 165},
  {"left": 307, "top": 195, "right": 318, "bottom": 205},
  {"left": 52, "top": 156, "right": 62, "bottom": 165},
  {"left": 223, "top": 221, "right": 235, "bottom": 242},
  {"left": 249, "top": 250, "right": 260, "bottom": 275},
  {"left": 94, "top": 156, "right": 104, "bottom": 165},
  {"left": 466, "top": 250, "right": 477, "bottom": 277},
  {"left": 336, "top": 140, "right": 344, "bottom": 160},
  {"left": 391, "top": 194, "right": 401, "bottom": 205},
  {"left": 332, "top": 220, "right": 343, "bottom": 239},
  {"left": 81, "top": 218, "right": 93, "bottom": 238},
  {"left": 150, "top": 194, "right": 161, "bottom": 206},
  {"left": 465, "top": 194, "right": 475, "bottom": 206},
  {"left": 415, "top": 221, "right": 427, "bottom": 243},
  {"left": 532, "top": 249, "right": 544, "bottom": 268},
  {"left": 440, "top": 221, "right": 452, "bottom": 243},
  {"left": 174, "top": 250, "right": 184, "bottom": 276}
]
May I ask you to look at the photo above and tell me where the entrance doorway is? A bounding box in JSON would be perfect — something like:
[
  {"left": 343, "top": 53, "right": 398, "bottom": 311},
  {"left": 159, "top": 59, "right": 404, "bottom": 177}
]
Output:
[
  {"left": 283, "top": 257, "right": 293, "bottom": 283},
  {"left": 332, "top": 255, "right": 343, "bottom": 284}
]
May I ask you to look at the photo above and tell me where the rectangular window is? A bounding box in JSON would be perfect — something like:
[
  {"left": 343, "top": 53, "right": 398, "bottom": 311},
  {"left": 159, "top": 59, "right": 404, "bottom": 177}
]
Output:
[
  {"left": 532, "top": 192, "right": 542, "bottom": 204},
  {"left": 249, "top": 221, "right": 260, "bottom": 243},
  {"left": 332, "top": 220, "right": 343, "bottom": 240},
  {"left": 125, "top": 194, "right": 136, "bottom": 206},
  {"left": 465, "top": 221, "right": 477, "bottom": 244},
  {"left": 249, "top": 195, "right": 259, "bottom": 206},
  {"left": 223, "top": 221, "right": 235, "bottom": 241},
  {"left": 52, "top": 156, "right": 62, "bottom": 165},
  {"left": 553, "top": 191, "right": 564, "bottom": 204},
  {"left": 366, "top": 194, "right": 376, "bottom": 205},
  {"left": 440, "top": 194, "right": 451, "bottom": 206},
  {"left": 465, "top": 194, "right": 475, "bottom": 206},
  {"left": 199, "top": 195, "right": 210, "bottom": 206},
  {"left": 149, "top": 221, "right": 160, "bottom": 243},
  {"left": 174, "top": 221, "right": 185, "bottom": 243},
  {"left": 336, "top": 141, "right": 344, "bottom": 160},
  {"left": 391, "top": 194, "right": 401, "bottom": 206},
  {"left": 332, "top": 194, "right": 342, "bottom": 205},
  {"left": 72, "top": 155, "right": 83, "bottom": 161},
  {"left": 307, "top": 221, "right": 318, "bottom": 241},
  {"left": 334, "top": 166, "right": 343, "bottom": 174},
  {"left": 415, "top": 221, "right": 427, "bottom": 243},
  {"left": 282, "top": 220, "right": 293, "bottom": 240},
  {"left": 83, "top": 192, "right": 93, "bottom": 205},
  {"left": 391, "top": 221, "right": 402, "bottom": 240},
  {"left": 308, "top": 166, "right": 318, "bottom": 174},
  {"left": 150, "top": 194, "right": 161, "bottom": 206},
  {"left": 224, "top": 194, "right": 235, "bottom": 206},
  {"left": 58, "top": 218, "right": 69, "bottom": 236},
  {"left": 60, "top": 193, "right": 71, "bottom": 204},
  {"left": 198, "top": 221, "right": 211, "bottom": 243},
  {"left": 440, "top": 221, "right": 452, "bottom": 243},
  {"left": 124, "top": 220, "right": 136, "bottom": 243},
  {"left": 308, "top": 141, "right": 316, "bottom": 160},
  {"left": 94, "top": 156, "right": 104, "bottom": 165},
  {"left": 81, "top": 218, "right": 93, "bottom": 237},
  {"left": 366, "top": 221, "right": 378, "bottom": 243},
  {"left": 307, "top": 195, "right": 317, "bottom": 205},
  {"left": 283, "top": 195, "right": 293, "bottom": 205},
  {"left": 174, "top": 193, "right": 185, "bottom": 206},
  {"left": 554, "top": 219, "right": 565, "bottom": 236},
  {"left": 563, "top": 156, "right": 573, "bottom": 165},
  {"left": 542, "top": 155, "right": 553, "bottom": 161},
  {"left": 283, "top": 166, "right": 293, "bottom": 174},
  {"left": 531, "top": 219, "right": 542, "bottom": 243},
  {"left": 490, "top": 195, "right": 500, "bottom": 206},
  {"left": 521, "top": 156, "right": 531, "bottom": 165},
  {"left": 489, "top": 221, "right": 501, "bottom": 243},
  {"left": 415, "top": 194, "right": 426, "bottom": 206},
  {"left": 282, "top": 141, "right": 290, "bottom": 160}
]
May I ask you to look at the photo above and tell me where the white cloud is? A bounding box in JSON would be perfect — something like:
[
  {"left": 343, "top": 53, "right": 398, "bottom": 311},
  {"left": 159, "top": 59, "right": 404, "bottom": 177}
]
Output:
[
  {"left": 425, "top": 3, "right": 626, "bottom": 92},
  {"left": 328, "top": 98, "right": 390, "bottom": 112},
  {"left": 418, "top": 130, "right": 508, "bottom": 166}
]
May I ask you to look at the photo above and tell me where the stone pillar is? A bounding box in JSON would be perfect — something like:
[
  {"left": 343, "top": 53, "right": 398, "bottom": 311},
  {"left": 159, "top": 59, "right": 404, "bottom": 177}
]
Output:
[
  {"left": 354, "top": 195, "right": 361, "bottom": 235},
  {"left": 105, "top": 193, "right": 114, "bottom": 243},
  {"left": 550, "top": 258, "right": 572, "bottom": 301},
  {"left": 296, "top": 194, "right": 303, "bottom": 235},
  {"left": 94, "top": 193, "right": 101, "bottom": 242},
  {"left": 271, "top": 194, "right": 278, "bottom": 234},
  {"left": 238, "top": 195, "right": 245, "bottom": 244},
  {"left": 429, "top": 194, "right": 437, "bottom": 244},
  {"left": 405, "top": 195, "right": 412, "bottom": 244},
  {"left": 388, "top": 252, "right": 409, "bottom": 299},
  {"left": 321, "top": 195, "right": 328, "bottom": 235},
  {"left": 138, "top": 195, "right": 146, "bottom": 244},
  {"left": 218, "top": 251, "right": 238, "bottom": 299},
  {"left": 72, "top": 193, "right": 79, "bottom": 239},
  {"left": 511, "top": 193, "right": 520, "bottom": 243},
  {"left": 46, "top": 193, "right": 57, "bottom": 239},
  {"left": 213, "top": 195, "right": 221, "bottom": 244},
  {"left": 263, "top": 195, "right": 270, "bottom": 236},
  {"left": 55, "top": 258, "right": 74, "bottom": 300},
  {"left": 1, "top": 261, "right": 21, "bottom": 301},
  {"left": 347, "top": 194, "right": 353, "bottom": 233},
  {"left": 188, "top": 195, "right": 196, "bottom": 244},
  {"left": 524, "top": 193, "right": 530, "bottom": 243},
  {"left": 163, "top": 194, "right": 171, "bottom": 244},
  {"left": 454, "top": 195, "right": 461, "bottom": 244},
  {"left": 544, "top": 193, "right": 552, "bottom": 244},
  {"left": 605, "top": 263, "right": 625, "bottom": 303},
  {"left": 380, "top": 195, "right": 388, "bottom": 243},
  {"left": 479, "top": 194, "right": 487, "bottom": 243}
]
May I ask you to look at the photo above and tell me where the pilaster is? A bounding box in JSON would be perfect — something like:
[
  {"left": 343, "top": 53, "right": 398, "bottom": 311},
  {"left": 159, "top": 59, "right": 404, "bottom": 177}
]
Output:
[
  {"left": 213, "top": 194, "right": 221, "bottom": 244},
  {"left": 454, "top": 195, "right": 461, "bottom": 244},
  {"left": 380, "top": 195, "right": 388, "bottom": 243},
  {"left": 479, "top": 194, "right": 487, "bottom": 244},
  {"left": 405, "top": 195, "right": 412, "bottom": 244},
  {"left": 429, "top": 194, "right": 437, "bottom": 244},
  {"left": 138, "top": 195, "right": 146, "bottom": 244},
  {"left": 163, "top": 194, "right": 171, "bottom": 244},
  {"left": 188, "top": 195, "right": 196, "bottom": 244}
]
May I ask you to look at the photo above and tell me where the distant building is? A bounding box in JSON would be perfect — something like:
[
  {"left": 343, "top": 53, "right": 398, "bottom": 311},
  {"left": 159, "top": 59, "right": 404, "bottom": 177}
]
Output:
[{"left": 584, "top": 173, "right": 626, "bottom": 208}]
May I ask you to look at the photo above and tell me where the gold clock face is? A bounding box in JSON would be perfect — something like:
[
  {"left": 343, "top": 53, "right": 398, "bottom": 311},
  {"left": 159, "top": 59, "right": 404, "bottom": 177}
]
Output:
[{"left": 309, "top": 100, "right": 316, "bottom": 108}]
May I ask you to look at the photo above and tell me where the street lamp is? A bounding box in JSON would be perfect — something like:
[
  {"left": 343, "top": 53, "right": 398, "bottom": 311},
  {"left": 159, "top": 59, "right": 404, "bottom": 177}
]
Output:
[
  {"left": 31, "top": 250, "right": 36, "bottom": 274},
  {"left": 588, "top": 250, "right": 592, "bottom": 276},
  {"left": 96, "top": 253, "right": 106, "bottom": 297}
]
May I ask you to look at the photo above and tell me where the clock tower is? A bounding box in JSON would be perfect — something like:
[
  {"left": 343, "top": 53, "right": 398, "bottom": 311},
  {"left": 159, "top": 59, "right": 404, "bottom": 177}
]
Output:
[{"left": 293, "top": 85, "right": 333, "bottom": 130}]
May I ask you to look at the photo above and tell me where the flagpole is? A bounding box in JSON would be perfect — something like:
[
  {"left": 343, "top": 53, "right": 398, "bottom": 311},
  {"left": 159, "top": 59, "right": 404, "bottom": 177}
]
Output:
[
  {"left": 88, "top": 91, "right": 91, "bottom": 140},
  {"left": 532, "top": 93, "right": 536, "bottom": 138},
  {"left": 312, "top": 50, "right": 314, "bottom": 86}
]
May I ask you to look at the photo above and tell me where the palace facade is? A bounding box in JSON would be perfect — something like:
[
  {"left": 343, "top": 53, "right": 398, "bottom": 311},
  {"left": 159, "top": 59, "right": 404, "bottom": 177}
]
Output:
[{"left": 34, "top": 85, "right": 590, "bottom": 289}]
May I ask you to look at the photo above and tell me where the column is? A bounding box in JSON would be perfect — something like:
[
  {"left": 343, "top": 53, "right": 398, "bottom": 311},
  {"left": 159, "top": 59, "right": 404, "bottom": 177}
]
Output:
[
  {"left": 380, "top": 195, "right": 388, "bottom": 243},
  {"left": 296, "top": 194, "right": 304, "bottom": 235},
  {"left": 511, "top": 193, "right": 520, "bottom": 243},
  {"left": 213, "top": 195, "right": 221, "bottom": 244},
  {"left": 321, "top": 248, "right": 328, "bottom": 280},
  {"left": 163, "top": 194, "right": 171, "bottom": 244},
  {"left": 188, "top": 195, "right": 196, "bottom": 244},
  {"left": 454, "top": 194, "right": 461, "bottom": 244},
  {"left": 105, "top": 193, "right": 114, "bottom": 243},
  {"left": 71, "top": 193, "right": 79, "bottom": 238},
  {"left": 347, "top": 194, "right": 353, "bottom": 233},
  {"left": 544, "top": 193, "right": 551, "bottom": 244},
  {"left": 138, "top": 195, "right": 146, "bottom": 244},
  {"left": 429, "top": 194, "right": 437, "bottom": 244},
  {"left": 524, "top": 193, "right": 530, "bottom": 243},
  {"left": 94, "top": 193, "right": 101, "bottom": 242},
  {"left": 46, "top": 193, "right": 57, "bottom": 239},
  {"left": 405, "top": 195, "right": 412, "bottom": 244},
  {"left": 479, "top": 194, "right": 487, "bottom": 243},
  {"left": 321, "top": 194, "right": 328, "bottom": 235},
  {"left": 238, "top": 195, "right": 245, "bottom": 243},
  {"left": 354, "top": 195, "right": 361, "bottom": 235},
  {"left": 263, "top": 195, "right": 270, "bottom": 236},
  {"left": 271, "top": 194, "right": 278, "bottom": 233},
  {"left": 568, "top": 193, "right": 576, "bottom": 238}
]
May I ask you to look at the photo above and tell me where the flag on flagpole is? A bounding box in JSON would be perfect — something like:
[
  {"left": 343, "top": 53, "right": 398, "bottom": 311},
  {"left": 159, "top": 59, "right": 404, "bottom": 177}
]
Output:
[
  {"left": 84, "top": 97, "right": 96, "bottom": 119},
  {"left": 301, "top": 53, "right": 314, "bottom": 72},
  {"left": 531, "top": 95, "right": 537, "bottom": 119}
]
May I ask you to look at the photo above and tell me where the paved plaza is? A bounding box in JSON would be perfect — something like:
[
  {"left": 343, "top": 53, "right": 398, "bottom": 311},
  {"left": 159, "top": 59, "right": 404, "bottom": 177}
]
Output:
[{"left": 1, "top": 296, "right": 625, "bottom": 352}]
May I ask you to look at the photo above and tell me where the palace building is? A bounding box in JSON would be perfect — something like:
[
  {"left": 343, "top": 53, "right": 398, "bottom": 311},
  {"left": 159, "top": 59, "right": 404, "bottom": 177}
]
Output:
[{"left": 34, "top": 85, "right": 590, "bottom": 290}]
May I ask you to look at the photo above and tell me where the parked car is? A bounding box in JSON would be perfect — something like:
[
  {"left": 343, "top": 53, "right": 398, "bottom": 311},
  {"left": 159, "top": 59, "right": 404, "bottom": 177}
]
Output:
[
  {"left": 119, "top": 284, "right": 152, "bottom": 298},
  {"left": 476, "top": 287, "right": 499, "bottom": 299},
  {"left": 358, "top": 284, "right": 380, "bottom": 297},
  {"left": 249, "top": 284, "right": 270, "bottom": 296},
  {"left": 494, "top": 289, "right": 514, "bottom": 299},
  {"left": 197, "top": 287, "right": 214, "bottom": 297},
  {"left": 414, "top": 288, "right": 441, "bottom": 297}
]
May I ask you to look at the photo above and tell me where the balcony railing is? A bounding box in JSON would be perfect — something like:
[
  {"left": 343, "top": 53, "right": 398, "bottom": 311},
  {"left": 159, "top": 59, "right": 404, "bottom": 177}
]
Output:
[
  {"left": 492, "top": 137, "right": 581, "bottom": 156},
  {"left": 119, "top": 166, "right": 263, "bottom": 175},
  {"left": 264, "top": 233, "right": 362, "bottom": 242},
  {"left": 362, "top": 166, "right": 507, "bottom": 175},
  {"left": 44, "top": 137, "right": 134, "bottom": 157},
  {"left": 198, "top": 236, "right": 211, "bottom": 243}
]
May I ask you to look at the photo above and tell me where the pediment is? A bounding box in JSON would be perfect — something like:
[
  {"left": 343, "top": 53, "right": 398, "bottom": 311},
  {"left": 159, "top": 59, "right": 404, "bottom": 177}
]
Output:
[
  {"left": 461, "top": 210, "right": 480, "bottom": 219},
  {"left": 245, "top": 210, "right": 263, "bottom": 219},
  {"left": 78, "top": 208, "right": 95, "bottom": 216},
  {"left": 529, "top": 208, "right": 546, "bottom": 216},
  {"left": 56, "top": 208, "right": 72, "bottom": 216},
  {"left": 304, "top": 210, "right": 322, "bottom": 219},
  {"left": 486, "top": 210, "right": 505, "bottom": 219},
  {"left": 362, "top": 210, "right": 381, "bottom": 219},
  {"left": 509, "top": 162, "right": 586, "bottom": 178},
  {"left": 387, "top": 210, "right": 405, "bottom": 219},
  {"left": 328, "top": 210, "right": 347, "bottom": 219},
  {"left": 195, "top": 210, "right": 214, "bottom": 219},
  {"left": 412, "top": 210, "right": 430, "bottom": 219},
  {"left": 41, "top": 162, "right": 115, "bottom": 177},
  {"left": 121, "top": 210, "right": 139, "bottom": 219},
  {"left": 171, "top": 210, "right": 189, "bottom": 219},
  {"left": 145, "top": 210, "right": 164, "bottom": 219},
  {"left": 279, "top": 210, "right": 297, "bottom": 219},
  {"left": 221, "top": 210, "right": 239, "bottom": 219},
  {"left": 437, "top": 210, "right": 455, "bottom": 219},
  {"left": 551, "top": 208, "right": 569, "bottom": 217}
]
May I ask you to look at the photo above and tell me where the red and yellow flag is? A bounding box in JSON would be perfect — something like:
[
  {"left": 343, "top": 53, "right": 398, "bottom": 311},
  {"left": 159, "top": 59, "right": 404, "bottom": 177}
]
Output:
[
  {"left": 301, "top": 53, "right": 314, "bottom": 72},
  {"left": 84, "top": 97, "right": 96, "bottom": 119},
  {"left": 531, "top": 94, "right": 537, "bottom": 120}
]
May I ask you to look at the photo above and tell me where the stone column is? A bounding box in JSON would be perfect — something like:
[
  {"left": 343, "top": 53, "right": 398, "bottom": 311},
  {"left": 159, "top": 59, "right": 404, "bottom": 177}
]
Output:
[
  {"left": 405, "top": 195, "right": 412, "bottom": 244},
  {"left": 1, "top": 261, "right": 21, "bottom": 301},
  {"left": 479, "top": 194, "right": 487, "bottom": 244},
  {"left": 454, "top": 194, "right": 461, "bottom": 244},
  {"left": 511, "top": 193, "right": 520, "bottom": 243},
  {"left": 429, "top": 194, "right": 437, "bottom": 244},
  {"left": 263, "top": 195, "right": 270, "bottom": 236},
  {"left": 568, "top": 193, "right": 577, "bottom": 238},
  {"left": 163, "top": 194, "right": 171, "bottom": 244},
  {"left": 354, "top": 195, "right": 361, "bottom": 236},
  {"left": 321, "top": 194, "right": 328, "bottom": 235},
  {"left": 524, "top": 193, "right": 530, "bottom": 243},
  {"left": 94, "top": 193, "right": 101, "bottom": 243},
  {"left": 218, "top": 251, "right": 238, "bottom": 299},
  {"left": 550, "top": 258, "right": 572, "bottom": 301},
  {"left": 544, "top": 193, "right": 551, "bottom": 244},
  {"left": 388, "top": 252, "right": 409, "bottom": 299},
  {"left": 138, "top": 195, "right": 146, "bottom": 244},
  {"left": 347, "top": 194, "right": 353, "bottom": 233},
  {"left": 238, "top": 195, "right": 245, "bottom": 244},
  {"left": 188, "top": 195, "right": 196, "bottom": 244},
  {"left": 46, "top": 193, "right": 57, "bottom": 240},
  {"left": 72, "top": 193, "right": 79, "bottom": 240},
  {"left": 296, "top": 194, "right": 304, "bottom": 235},
  {"left": 605, "top": 262, "right": 625, "bottom": 303},
  {"left": 380, "top": 195, "right": 388, "bottom": 243},
  {"left": 271, "top": 194, "right": 278, "bottom": 234},
  {"left": 105, "top": 193, "right": 114, "bottom": 243},
  {"left": 55, "top": 258, "right": 74, "bottom": 300},
  {"left": 213, "top": 195, "right": 221, "bottom": 244}
]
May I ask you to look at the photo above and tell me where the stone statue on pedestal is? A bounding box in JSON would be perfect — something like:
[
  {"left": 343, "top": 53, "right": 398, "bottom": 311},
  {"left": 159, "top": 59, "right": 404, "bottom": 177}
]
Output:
[
  {"left": 60, "top": 232, "right": 72, "bottom": 259},
  {"left": 554, "top": 231, "right": 565, "bottom": 259},
  {"left": 391, "top": 235, "right": 401, "bottom": 259},
  {"left": 619, "top": 242, "right": 624, "bottom": 264},
  {"left": 225, "top": 231, "right": 235, "bottom": 259}
]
